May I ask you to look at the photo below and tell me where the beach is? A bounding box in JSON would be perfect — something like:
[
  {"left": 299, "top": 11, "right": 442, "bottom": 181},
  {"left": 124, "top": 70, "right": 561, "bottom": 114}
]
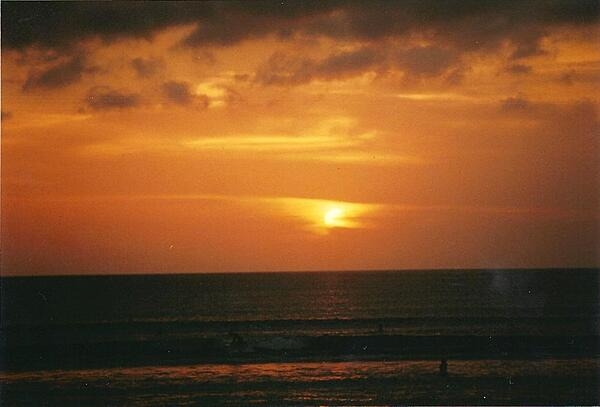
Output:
[{"left": 2, "top": 359, "right": 598, "bottom": 405}]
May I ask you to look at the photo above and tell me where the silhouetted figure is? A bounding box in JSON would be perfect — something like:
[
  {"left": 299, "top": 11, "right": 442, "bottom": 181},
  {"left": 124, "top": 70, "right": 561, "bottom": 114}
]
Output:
[
  {"left": 378, "top": 323, "right": 384, "bottom": 333},
  {"left": 439, "top": 359, "right": 448, "bottom": 376}
]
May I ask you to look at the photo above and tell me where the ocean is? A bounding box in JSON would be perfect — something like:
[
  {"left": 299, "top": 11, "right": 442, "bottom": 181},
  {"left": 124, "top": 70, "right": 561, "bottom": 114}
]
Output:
[{"left": 1, "top": 269, "right": 599, "bottom": 405}]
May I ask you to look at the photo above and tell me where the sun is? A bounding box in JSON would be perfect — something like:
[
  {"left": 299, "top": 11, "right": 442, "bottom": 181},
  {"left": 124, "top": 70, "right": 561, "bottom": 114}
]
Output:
[
  {"left": 323, "top": 207, "right": 345, "bottom": 227},
  {"left": 277, "top": 197, "right": 373, "bottom": 233}
]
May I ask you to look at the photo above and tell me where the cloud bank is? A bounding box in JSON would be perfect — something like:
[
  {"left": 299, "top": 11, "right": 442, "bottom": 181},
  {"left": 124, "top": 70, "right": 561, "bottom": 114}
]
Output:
[{"left": 3, "top": 1, "right": 598, "bottom": 57}]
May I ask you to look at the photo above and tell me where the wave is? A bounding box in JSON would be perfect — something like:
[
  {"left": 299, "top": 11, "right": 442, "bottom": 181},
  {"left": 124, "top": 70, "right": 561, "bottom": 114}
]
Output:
[{"left": 2, "top": 331, "right": 599, "bottom": 372}]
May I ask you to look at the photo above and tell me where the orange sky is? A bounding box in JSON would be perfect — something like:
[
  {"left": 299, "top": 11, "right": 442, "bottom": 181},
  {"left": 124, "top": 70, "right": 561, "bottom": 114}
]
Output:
[{"left": 2, "top": 2, "right": 599, "bottom": 275}]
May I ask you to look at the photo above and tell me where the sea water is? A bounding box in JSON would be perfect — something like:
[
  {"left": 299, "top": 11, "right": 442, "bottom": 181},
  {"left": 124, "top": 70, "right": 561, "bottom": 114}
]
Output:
[{"left": 1, "top": 269, "right": 599, "bottom": 404}]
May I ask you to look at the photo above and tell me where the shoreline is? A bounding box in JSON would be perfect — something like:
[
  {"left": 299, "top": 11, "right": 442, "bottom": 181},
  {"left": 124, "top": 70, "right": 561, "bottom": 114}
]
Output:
[{"left": 2, "top": 334, "right": 599, "bottom": 372}]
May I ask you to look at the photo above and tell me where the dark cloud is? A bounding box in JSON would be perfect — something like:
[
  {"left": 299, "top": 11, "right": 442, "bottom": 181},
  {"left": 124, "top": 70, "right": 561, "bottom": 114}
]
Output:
[
  {"left": 316, "top": 48, "right": 382, "bottom": 78},
  {"left": 256, "top": 45, "right": 459, "bottom": 85},
  {"left": 1, "top": 2, "right": 213, "bottom": 50},
  {"left": 557, "top": 69, "right": 600, "bottom": 86},
  {"left": 395, "top": 46, "right": 459, "bottom": 77},
  {"left": 131, "top": 57, "right": 163, "bottom": 78},
  {"left": 500, "top": 96, "right": 531, "bottom": 112},
  {"left": 2, "top": 1, "right": 598, "bottom": 55},
  {"left": 257, "top": 47, "right": 385, "bottom": 85},
  {"left": 186, "top": 1, "right": 599, "bottom": 54},
  {"left": 181, "top": 13, "right": 274, "bottom": 47},
  {"left": 2, "top": 111, "right": 13, "bottom": 120},
  {"left": 179, "top": 2, "right": 335, "bottom": 47},
  {"left": 162, "top": 81, "right": 193, "bottom": 105},
  {"left": 509, "top": 31, "right": 547, "bottom": 60},
  {"left": 22, "top": 55, "right": 90, "bottom": 91},
  {"left": 161, "top": 80, "right": 211, "bottom": 108},
  {"left": 557, "top": 68, "right": 600, "bottom": 86},
  {"left": 256, "top": 53, "right": 316, "bottom": 85},
  {"left": 506, "top": 64, "right": 533, "bottom": 75},
  {"left": 86, "top": 86, "right": 141, "bottom": 110}
]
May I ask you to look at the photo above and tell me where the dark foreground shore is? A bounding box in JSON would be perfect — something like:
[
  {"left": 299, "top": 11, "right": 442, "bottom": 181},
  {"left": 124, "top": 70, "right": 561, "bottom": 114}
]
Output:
[
  {"left": 2, "top": 333, "right": 598, "bottom": 372},
  {"left": 1, "top": 358, "right": 598, "bottom": 406}
]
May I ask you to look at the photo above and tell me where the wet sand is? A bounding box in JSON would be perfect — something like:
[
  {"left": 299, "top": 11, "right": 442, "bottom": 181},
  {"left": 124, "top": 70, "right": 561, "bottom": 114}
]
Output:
[{"left": 1, "top": 359, "right": 598, "bottom": 405}]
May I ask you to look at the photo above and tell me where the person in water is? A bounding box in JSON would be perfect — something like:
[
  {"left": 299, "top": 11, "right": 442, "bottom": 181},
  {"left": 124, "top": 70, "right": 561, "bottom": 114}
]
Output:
[{"left": 439, "top": 359, "right": 448, "bottom": 376}]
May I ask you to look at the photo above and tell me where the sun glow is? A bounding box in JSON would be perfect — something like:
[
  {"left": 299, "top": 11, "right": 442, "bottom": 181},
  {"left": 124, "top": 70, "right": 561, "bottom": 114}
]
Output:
[
  {"left": 324, "top": 207, "right": 345, "bottom": 227},
  {"left": 272, "top": 197, "right": 378, "bottom": 233}
]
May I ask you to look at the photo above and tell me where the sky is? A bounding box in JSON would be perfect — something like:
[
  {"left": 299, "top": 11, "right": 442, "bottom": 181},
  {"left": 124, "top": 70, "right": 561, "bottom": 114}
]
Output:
[{"left": 1, "top": 1, "right": 599, "bottom": 275}]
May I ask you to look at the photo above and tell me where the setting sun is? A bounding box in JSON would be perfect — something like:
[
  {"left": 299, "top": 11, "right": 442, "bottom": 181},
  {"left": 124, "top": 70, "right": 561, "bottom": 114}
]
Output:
[{"left": 324, "top": 207, "right": 345, "bottom": 227}]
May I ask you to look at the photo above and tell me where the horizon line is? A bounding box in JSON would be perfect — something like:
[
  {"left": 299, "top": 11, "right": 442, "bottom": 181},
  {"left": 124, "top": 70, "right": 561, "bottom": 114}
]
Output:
[{"left": 1, "top": 266, "right": 599, "bottom": 278}]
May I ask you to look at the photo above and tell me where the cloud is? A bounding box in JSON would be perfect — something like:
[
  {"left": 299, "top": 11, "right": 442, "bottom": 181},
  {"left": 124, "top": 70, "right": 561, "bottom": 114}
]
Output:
[
  {"left": 256, "top": 45, "right": 459, "bottom": 85},
  {"left": 500, "top": 96, "right": 530, "bottom": 112},
  {"left": 161, "top": 80, "right": 210, "bottom": 108},
  {"left": 395, "top": 46, "right": 459, "bottom": 77},
  {"left": 508, "top": 32, "right": 547, "bottom": 60},
  {"left": 505, "top": 64, "right": 533, "bottom": 75},
  {"left": 256, "top": 53, "right": 317, "bottom": 85},
  {"left": 1, "top": 2, "right": 212, "bottom": 49},
  {"left": 2, "top": 1, "right": 597, "bottom": 54},
  {"left": 162, "top": 81, "right": 192, "bottom": 104},
  {"left": 86, "top": 86, "right": 141, "bottom": 110},
  {"left": 162, "top": 81, "right": 193, "bottom": 105},
  {"left": 315, "top": 47, "right": 382, "bottom": 78},
  {"left": 131, "top": 57, "right": 163, "bottom": 78},
  {"left": 256, "top": 48, "right": 386, "bottom": 86},
  {"left": 2, "top": 111, "right": 13, "bottom": 120},
  {"left": 557, "top": 68, "right": 600, "bottom": 86},
  {"left": 22, "top": 55, "right": 90, "bottom": 91},
  {"left": 181, "top": 13, "right": 274, "bottom": 47}
]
